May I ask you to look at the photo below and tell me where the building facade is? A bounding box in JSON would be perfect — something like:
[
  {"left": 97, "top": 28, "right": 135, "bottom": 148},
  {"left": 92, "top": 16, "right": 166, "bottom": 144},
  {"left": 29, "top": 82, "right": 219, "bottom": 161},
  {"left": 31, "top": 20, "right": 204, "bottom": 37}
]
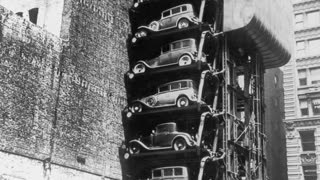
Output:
[
  {"left": 0, "top": 0, "right": 131, "bottom": 179},
  {"left": 285, "top": 0, "right": 320, "bottom": 180}
]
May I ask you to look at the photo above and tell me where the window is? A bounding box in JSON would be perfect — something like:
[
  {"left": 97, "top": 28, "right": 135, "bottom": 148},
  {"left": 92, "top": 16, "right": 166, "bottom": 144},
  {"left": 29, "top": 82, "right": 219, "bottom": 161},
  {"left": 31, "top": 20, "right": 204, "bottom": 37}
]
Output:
[
  {"left": 172, "top": 42, "right": 181, "bottom": 50},
  {"left": 306, "top": 11, "right": 320, "bottom": 28},
  {"left": 180, "top": 81, "right": 188, "bottom": 88},
  {"left": 310, "top": 68, "right": 320, "bottom": 85},
  {"left": 299, "top": 131, "right": 316, "bottom": 151},
  {"left": 172, "top": 7, "right": 180, "bottom": 14},
  {"left": 171, "top": 83, "right": 180, "bottom": 90},
  {"left": 295, "top": 14, "right": 304, "bottom": 29},
  {"left": 16, "top": 12, "right": 23, "bottom": 17},
  {"left": 298, "top": 69, "right": 307, "bottom": 86},
  {"left": 303, "top": 166, "right": 317, "bottom": 180},
  {"left": 162, "top": 10, "right": 170, "bottom": 17},
  {"left": 174, "top": 168, "right": 183, "bottom": 175},
  {"left": 182, "top": 40, "right": 191, "bottom": 47},
  {"left": 164, "top": 168, "right": 173, "bottom": 176},
  {"left": 312, "top": 98, "right": 320, "bottom": 115},
  {"left": 300, "top": 100, "right": 309, "bottom": 116},
  {"left": 159, "top": 85, "right": 169, "bottom": 92},
  {"left": 28, "top": 8, "right": 39, "bottom": 24},
  {"left": 308, "top": 38, "right": 320, "bottom": 56},
  {"left": 296, "top": 41, "right": 306, "bottom": 57},
  {"left": 182, "top": 6, "right": 187, "bottom": 12}
]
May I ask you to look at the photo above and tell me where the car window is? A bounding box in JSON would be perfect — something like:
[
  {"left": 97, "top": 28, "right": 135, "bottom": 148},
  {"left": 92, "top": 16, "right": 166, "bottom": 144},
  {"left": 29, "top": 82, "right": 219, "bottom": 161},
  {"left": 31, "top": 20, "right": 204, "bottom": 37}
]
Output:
[
  {"left": 162, "top": 10, "right": 170, "bottom": 17},
  {"left": 180, "top": 81, "right": 188, "bottom": 88},
  {"left": 172, "top": 42, "right": 182, "bottom": 50},
  {"left": 162, "top": 44, "right": 170, "bottom": 53},
  {"left": 159, "top": 85, "right": 169, "bottom": 92},
  {"left": 174, "top": 168, "right": 183, "bottom": 176},
  {"left": 171, "top": 83, "right": 180, "bottom": 90},
  {"left": 182, "top": 40, "right": 191, "bottom": 48},
  {"left": 153, "top": 170, "right": 161, "bottom": 177},
  {"left": 164, "top": 168, "right": 173, "bottom": 176},
  {"left": 182, "top": 5, "right": 187, "bottom": 12},
  {"left": 172, "top": 7, "right": 180, "bottom": 14}
]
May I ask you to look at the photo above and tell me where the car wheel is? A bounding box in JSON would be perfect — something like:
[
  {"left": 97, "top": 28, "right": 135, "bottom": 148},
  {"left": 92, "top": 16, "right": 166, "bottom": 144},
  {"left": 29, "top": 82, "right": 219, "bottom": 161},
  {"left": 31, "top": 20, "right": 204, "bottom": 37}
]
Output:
[
  {"left": 178, "top": 55, "right": 192, "bottom": 66},
  {"left": 177, "top": 19, "right": 190, "bottom": 29},
  {"left": 177, "top": 96, "right": 189, "bottom": 107},
  {"left": 131, "top": 102, "right": 143, "bottom": 113},
  {"left": 129, "top": 143, "right": 141, "bottom": 154},
  {"left": 133, "top": 63, "right": 146, "bottom": 74},
  {"left": 173, "top": 138, "right": 187, "bottom": 151}
]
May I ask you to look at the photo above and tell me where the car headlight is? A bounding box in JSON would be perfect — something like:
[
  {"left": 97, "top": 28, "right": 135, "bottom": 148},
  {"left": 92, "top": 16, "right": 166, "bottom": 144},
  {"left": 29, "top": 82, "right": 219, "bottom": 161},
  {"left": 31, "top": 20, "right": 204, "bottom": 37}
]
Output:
[
  {"left": 132, "top": 63, "right": 146, "bottom": 74},
  {"left": 135, "top": 30, "right": 147, "bottom": 38},
  {"left": 131, "top": 103, "right": 142, "bottom": 113},
  {"left": 146, "top": 97, "right": 156, "bottom": 106}
]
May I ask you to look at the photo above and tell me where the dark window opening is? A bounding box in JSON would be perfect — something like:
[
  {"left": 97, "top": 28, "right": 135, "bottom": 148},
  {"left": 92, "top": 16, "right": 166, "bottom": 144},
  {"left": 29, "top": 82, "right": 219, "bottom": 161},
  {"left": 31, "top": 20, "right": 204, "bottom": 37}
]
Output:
[
  {"left": 76, "top": 156, "right": 86, "bottom": 165},
  {"left": 303, "top": 165, "right": 317, "bottom": 180},
  {"left": 300, "top": 131, "right": 316, "bottom": 151},
  {"left": 16, "top": 12, "right": 23, "bottom": 17},
  {"left": 29, "top": 8, "right": 39, "bottom": 24}
]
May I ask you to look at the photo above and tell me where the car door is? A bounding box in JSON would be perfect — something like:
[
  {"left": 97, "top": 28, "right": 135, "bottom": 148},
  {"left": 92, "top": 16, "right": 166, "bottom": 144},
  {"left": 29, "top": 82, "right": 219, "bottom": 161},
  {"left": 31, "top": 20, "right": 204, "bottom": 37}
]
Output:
[
  {"left": 160, "top": 10, "right": 171, "bottom": 30},
  {"left": 158, "top": 44, "right": 172, "bottom": 66},
  {"left": 170, "top": 6, "right": 181, "bottom": 28},
  {"left": 154, "top": 125, "right": 172, "bottom": 147},
  {"left": 157, "top": 85, "right": 171, "bottom": 106}
]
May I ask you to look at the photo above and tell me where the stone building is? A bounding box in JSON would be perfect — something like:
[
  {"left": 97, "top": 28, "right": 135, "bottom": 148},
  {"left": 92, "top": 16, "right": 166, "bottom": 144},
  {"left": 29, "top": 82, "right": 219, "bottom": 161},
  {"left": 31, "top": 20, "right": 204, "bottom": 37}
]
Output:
[
  {"left": 284, "top": 0, "right": 320, "bottom": 180},
  {"left": 0, "top": 0, "right": 131, "bottom": 179}
]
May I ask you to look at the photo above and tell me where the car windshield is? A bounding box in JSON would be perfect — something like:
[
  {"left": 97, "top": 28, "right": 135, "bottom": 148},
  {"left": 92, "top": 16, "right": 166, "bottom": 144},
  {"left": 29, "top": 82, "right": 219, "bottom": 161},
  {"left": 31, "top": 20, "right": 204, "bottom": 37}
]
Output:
[
  {"left": 159, "top": 85, "right": 169, "bottom": 92},
  {"left": 156, "top": 124, "right": 175, "bottom": 133}
]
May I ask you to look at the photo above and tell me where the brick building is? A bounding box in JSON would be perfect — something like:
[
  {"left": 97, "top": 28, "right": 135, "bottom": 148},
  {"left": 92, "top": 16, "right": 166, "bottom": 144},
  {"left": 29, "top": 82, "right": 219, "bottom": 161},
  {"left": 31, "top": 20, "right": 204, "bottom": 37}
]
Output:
[{"left": 0, "top": 0, "right": 131, "bottom": 179}]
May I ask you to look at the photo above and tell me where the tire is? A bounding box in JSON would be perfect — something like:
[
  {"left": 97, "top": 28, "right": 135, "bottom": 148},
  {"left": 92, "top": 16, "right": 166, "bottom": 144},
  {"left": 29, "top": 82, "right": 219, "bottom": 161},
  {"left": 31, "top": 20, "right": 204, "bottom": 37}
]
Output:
[
  {"left": 178, "top": 54, "right": 192, "bottom": 66},
  {"left": 177, "top": 96, "right": 190, "bottom": 107},
  {"left": 177, "top": 19, "right": 190, "bottom": 29},
  {"left": 133, "top": 63, "right": 146, "bottom": 74},
  {"left": 129, "top": 143, "right": 141, "bottom": 154},
  {"left": 173, "top": 138, "right": 187, "bottom": 151}
]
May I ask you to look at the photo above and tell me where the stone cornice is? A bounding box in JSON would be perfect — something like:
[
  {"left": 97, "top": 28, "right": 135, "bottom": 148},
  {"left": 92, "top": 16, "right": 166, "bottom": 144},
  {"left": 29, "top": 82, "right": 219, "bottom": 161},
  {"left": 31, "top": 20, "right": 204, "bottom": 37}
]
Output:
[
  {"left": 295, "top": 27, "right": 320, "bottom": 38},
  {"left": 296, "top": 55, "right": 320, "bottom": 67},
  {"left": 294, "top": 0, "right": 320, "bottom": 12},
  {"left": 285, "top": 116, "right": 320, "bottom": 128}
]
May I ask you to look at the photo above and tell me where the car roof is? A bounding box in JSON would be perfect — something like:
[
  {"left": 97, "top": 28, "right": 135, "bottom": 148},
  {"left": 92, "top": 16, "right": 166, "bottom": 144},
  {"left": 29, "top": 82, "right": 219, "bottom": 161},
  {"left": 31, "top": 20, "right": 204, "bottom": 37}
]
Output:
[
  {"left": 152, "top": 166, "right": 187, "bottom": 171},
  {"left": 162, "top": 3, "right": 193, "bottom": 13},
  {"left": 157, "top": 122, "right": 176, "bottom": 127},
  {"left": 159, "top": 79, "right": 193, "bottom": 88}
]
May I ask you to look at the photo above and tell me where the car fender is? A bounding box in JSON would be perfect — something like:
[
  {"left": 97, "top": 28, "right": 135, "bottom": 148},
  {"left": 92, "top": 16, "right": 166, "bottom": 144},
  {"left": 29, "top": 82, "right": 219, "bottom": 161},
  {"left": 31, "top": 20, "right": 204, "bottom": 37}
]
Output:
[
  {"left": 171, "top": 135, "right": 195, "bottom": 147},
  {"left": 175, "top": 16, "right": 198, "bottom": 27},
  {"left": 178, "top": 52, "right": 196, "bottom": 62},
  {"left": 136, "top": 25, "right": 156, "bottom": 32},
  {"left": 134, "top": 60, "right": 152, "bottom": 68},
  {"left": 129, "top": 140, "right": 151, "bottom": 151}
]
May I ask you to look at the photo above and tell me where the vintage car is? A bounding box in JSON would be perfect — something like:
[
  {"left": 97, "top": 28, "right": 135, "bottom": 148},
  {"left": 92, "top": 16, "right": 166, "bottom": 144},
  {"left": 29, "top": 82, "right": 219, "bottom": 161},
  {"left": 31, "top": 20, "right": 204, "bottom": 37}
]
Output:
[
  {"left": 129, "top": 123, "right": 195, "bottom": 154},
  {"left": 129, "top": 79, "right": 198, "bottom": 113},
  {"left": 132, "top": 4, "right": 199, "bottom": 42},
  {"left": 151, "top": 166, "right": 189, "bottom": 180},
  {"left": 131, "top": 38, "right": 206, "bottom": 75}
]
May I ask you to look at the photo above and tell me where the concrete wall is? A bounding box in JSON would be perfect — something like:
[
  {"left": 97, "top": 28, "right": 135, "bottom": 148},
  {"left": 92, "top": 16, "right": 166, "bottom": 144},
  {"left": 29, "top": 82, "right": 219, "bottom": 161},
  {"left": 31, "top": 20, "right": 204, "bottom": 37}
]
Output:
[
  {"left": 264, "top": 68, "right": 288, "bottom": 180},
  {"left": 0, "top": 0, "right": 131, "bottom": 178}
]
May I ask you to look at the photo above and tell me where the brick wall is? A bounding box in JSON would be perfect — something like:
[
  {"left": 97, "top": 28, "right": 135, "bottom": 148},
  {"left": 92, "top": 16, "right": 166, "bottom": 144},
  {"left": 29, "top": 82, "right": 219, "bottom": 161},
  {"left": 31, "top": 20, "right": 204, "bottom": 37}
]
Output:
[{"left": 0, "top": 0, "right": 131, "bottom": 178}]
